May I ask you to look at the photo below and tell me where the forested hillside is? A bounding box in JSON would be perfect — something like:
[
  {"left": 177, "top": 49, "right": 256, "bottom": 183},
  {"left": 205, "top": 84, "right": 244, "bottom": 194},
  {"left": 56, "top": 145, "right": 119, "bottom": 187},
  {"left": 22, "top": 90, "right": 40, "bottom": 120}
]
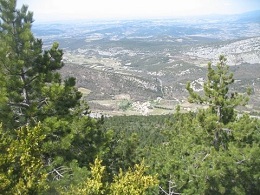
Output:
[{"left": 0, "top": 1, "right": 259, "bottom": 194}]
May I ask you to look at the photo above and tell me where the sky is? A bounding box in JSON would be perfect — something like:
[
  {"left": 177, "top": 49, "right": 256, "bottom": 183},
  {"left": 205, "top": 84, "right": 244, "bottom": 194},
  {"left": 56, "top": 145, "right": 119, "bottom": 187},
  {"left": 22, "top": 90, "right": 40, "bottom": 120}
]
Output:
[{"left": 16, "top": 0, "right": 260, "bottom": 22}]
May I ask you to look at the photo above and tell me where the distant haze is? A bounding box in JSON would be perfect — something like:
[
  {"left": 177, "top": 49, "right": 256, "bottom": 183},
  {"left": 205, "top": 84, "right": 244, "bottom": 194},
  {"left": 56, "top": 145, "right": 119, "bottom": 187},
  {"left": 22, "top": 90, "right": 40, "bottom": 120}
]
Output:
[{"left": 17, "top": 0, "right": 260, "bottom": 22}]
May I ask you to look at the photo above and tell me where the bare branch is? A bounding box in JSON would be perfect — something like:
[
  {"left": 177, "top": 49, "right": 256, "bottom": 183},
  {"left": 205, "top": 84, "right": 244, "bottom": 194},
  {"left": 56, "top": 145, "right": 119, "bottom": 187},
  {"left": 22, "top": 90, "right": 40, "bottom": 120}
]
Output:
[
  {"left": 37, "top": 98, "right": 48, "bottom": 109},
  {"left": 48, "top": 166, "right": 73, "bottom": 181},
  {"left": 8, "top": 102, "right": 30, "bottom": 108},
  {"left": 159, "top": 179, "right": 181, "bottom": 195},
  {"left": 202, "top": 153, "right": 210, "bottom": 161}
]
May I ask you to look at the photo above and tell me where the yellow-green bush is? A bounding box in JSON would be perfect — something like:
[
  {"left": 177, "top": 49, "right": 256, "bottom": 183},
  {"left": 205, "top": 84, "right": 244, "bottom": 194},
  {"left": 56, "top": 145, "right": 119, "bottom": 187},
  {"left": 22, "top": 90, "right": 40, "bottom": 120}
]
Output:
[{"left": 63, "top": 158, "right": 158, "bottom": 195}]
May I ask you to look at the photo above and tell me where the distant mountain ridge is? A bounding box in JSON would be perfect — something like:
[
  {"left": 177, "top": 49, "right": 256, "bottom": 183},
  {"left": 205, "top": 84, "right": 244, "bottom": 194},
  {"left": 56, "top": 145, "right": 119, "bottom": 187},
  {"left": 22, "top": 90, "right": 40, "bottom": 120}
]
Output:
[{"left": 236, "top": 10, "right": 260, "bottom": 23}]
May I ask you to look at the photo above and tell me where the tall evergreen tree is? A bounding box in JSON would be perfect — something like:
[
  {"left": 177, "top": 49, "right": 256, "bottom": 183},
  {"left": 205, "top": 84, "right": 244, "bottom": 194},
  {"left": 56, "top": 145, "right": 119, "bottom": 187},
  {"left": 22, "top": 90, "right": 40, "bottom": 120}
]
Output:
[
  {"left": 187, "top": 55, "right": 249, "bottom": 124},
  {"left": 145, "top": 57, "right": 260, "bottom": 194},
  {"left": 0, "top": 0, "right": 82, "bottom": 129},
  {"left": 186, "top": 55, "right": 250, "bottom": 150},
  {"left": 0, "top": 1, "right": 111, "bottom": 191}
]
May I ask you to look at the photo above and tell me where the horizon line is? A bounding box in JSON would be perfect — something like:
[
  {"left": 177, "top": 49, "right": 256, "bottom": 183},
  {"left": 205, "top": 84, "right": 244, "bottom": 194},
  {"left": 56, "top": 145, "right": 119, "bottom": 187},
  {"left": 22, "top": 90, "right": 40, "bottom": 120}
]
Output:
[{"left": 32, "top": 9, "right": 260, "bottom": 24}]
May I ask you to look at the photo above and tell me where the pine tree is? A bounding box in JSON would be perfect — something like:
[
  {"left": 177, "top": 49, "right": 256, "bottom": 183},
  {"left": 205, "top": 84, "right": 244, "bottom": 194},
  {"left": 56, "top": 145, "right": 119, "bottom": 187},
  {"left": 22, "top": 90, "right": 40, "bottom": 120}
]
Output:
[
  {"left": 0, "top": 0, "right": 81, "bottom": 129},
  {"left": 151, "top": 56, "right": 260, "bottom": 194},
  {"left": 187, "top": 55, "right": 249, "bottom": 124},
  {"left": 0, "top": 1, "right": 111, "bottom": 190},
  {"left": 186, "top": 55, "right": 250, "bottom": 150}
]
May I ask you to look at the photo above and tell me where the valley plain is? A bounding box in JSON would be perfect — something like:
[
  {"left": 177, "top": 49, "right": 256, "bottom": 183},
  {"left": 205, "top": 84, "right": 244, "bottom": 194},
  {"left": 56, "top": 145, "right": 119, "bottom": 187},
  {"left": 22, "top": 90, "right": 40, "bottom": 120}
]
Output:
[{"left": 33, "top": 11, "right": 260, "bottom": 116}]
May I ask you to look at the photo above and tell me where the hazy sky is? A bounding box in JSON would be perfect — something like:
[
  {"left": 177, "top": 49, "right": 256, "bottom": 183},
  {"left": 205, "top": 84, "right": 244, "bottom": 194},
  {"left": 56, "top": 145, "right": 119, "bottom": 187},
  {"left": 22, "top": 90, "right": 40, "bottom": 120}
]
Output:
[{"left": 17, "top": 0, "right": 260, "bottom": 22}]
